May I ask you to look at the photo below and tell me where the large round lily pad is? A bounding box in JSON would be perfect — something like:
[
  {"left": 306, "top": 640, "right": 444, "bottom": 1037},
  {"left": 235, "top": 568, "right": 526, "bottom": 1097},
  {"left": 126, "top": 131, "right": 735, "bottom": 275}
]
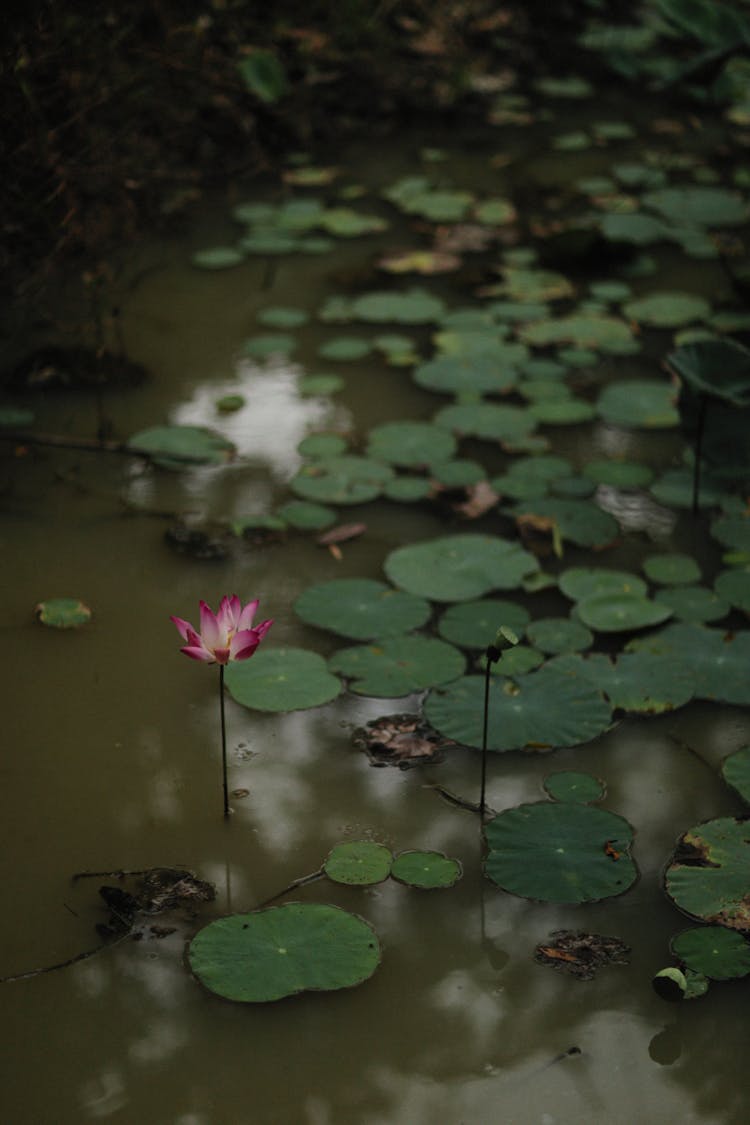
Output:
[
  {"left": 626, "top": 623, "right": 750, "bottom": 705},
  {"left": 291, "top": 456, "right": 394, "bottom": 505},
  {"left": 643, "top": 553, "right": 701, "bottom": 586},
  {"left": 324, "top": 842, "right": 393, "bottom": 885},
  {"left": 654, "top": 585, "right": 729, "bottom": 624},
  {"left": 549, "top": 651, "right": 694, "bottom": 714},
  {"left": 559, "top": 567, "right": 647, "bottom": 602},
  {"left": 329, "top": 636, "right": 464, "bottom": 697},
  {"left": 642, "top": 186, "right": 748, "bottom": 228},
  {"left": 576, "top": 592, "right": 673, "bottom": 633},
  {"left": 188, "top": 903, "right": 380, "bottom": 1002},
  {"left": 484, "top": 802, "right": 637, "bottom": 903},
  {"left": 413, "top": 354, "right": 518, "bottom": 396},
  {"left": 294, "top": 578, "right": 431, "bottom": 641},
  {"left": 671, "top": 926, "right": 750, "bottom": 981},
  {"left": 390, "top": 851, "right": 462, "bottom": 889},
  {"left": 526, "top": 617, "right": 593, "bottom": 654},
  {"left": 365, "top": 421, "right": 456, "bottom": 467},
  {"left": 596, "top": 380, "right": 679, "bottom": 428},
  {"left": 424, "top": 663, "right": 612, "bottom": 751},
  {"left": 437, "top": 598, "right": 530, "bottom": 649},
  {"left": 225, "top": 647, "right": 341, "bottom": 711},
  {"left": 433, "top": 402, "right": 537, "bottom": 446},
  {"left": 665, "top": 818, "right": 750, "bottom": 932},
  {"left": 384, "top": 534, "right": 538, "bottom": 602}
]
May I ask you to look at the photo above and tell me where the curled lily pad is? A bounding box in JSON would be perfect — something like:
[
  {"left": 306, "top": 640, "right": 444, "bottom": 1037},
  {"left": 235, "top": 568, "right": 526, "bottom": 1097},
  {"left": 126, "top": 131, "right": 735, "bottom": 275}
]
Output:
[
  {"left": 35, "top": 597, "right": 92, "bottom": 629},
  {"left": 294, "top": 578, "right": 431, "bottom": 641},
  {"left": 391, "top": 851, "right": 462, "bottom": 889},
  {"left": 721, "top": 746, "right": 750, "bottom": 804},
  {"left": 543, "top": 771, "right": 606, "bottom": 804},
  {"left": 365, "top": 421, "right": 456, "bottom": 468},
  {"left": 324, "top": 842, "right": 393, "bottom": 885},
  {"left": 652, "top": 966, "right": 709, "bottom": 1002},
  {"left": 437, "top": 598, "right": 530, "bottom": 649},
  {"left": 225, "top": 647, "right": 341, "bottom": 711},
  {"left": 484, "top": 802, "right": 637, "bottom": 904},
  {"left": 671, "top": 926, "right": 750, "bottom": 981},
  {"left": 384, "top": 534, "right": 538, "bottom": 602},
  {"left": 291, "top": 456, "right": 394, "bottom": 505},
  {"left": 596, "top": 380, "right": 679, "bottom": 428},
  {"left": 188, "top": 903, "right": 380, "bottom": 1002},
  {"left": 424, "top": 663, "right": 612, "bottom": 752},
  {"left": 665, "top": 818, "right": 750, "bottom": 932},
  {"left": 329, "top": 636, "right": 464, "bottom": 697}
]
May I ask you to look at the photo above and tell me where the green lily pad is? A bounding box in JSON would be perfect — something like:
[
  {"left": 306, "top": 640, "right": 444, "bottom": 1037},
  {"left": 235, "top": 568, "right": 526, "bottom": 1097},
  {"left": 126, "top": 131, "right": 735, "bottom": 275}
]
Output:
[
  {"left": 583, "top": 460, "right": 654, "bottom": 489},
  {"left": 424, "top": 662, "right": 612, "bottom": 751},
  {"left": 655, "top": 585, "right": 729, "bottom": 624},
  {"left": 215, "top": 394, "right": 245, "bottom": 414},
  {"left": 275, "top": 501, "right": 336, "bottom": 531},
  {"left": 324, "top": 842, "right": 393, "bottom": 886},
  {"left": 599, "top": 211, "right": 673, "bottom": 245},
  {"left": 650, "top": 469, "right": 728, "bottom": 510},
  {"left": 191, "top": 246, "right": 245, "bottom": 269},
  {"left": 652, "top": 966, "right": 709, "bottom": 1002},
  {"left": 543, "top": 771, "right": 606, "bottom": 804},
  {"left": 520, "top": 314, "right": 636, "bottom": 354},
  {"left": 236, "top": 49, "right": 287, "bottom": 104},
  {"left": 576, "top": 592, "right": 673, "bottom": 633},
  {"left": 484, "top": 802, "right": 637, "bottom": 903},
  {"left": 243, "top": 333, "right": 296, "bottom": 359},
  {"left": 496, "top": 267, "right": 575, "bottom": 302},
  {"left": 475, "top": 197, "right": 517, "bottom": 225},
  {"left": 434, "top": 402, "right": 537, "bottom": 446},
  {"left": 225, "top": 647, "right": 341, "bottom": 711},
  {"left": 188, "top": 903, "right": 380, "bottom": 1002},
  {"left": 529, "top": 399, "right": 597, "bottom": 425},
  {"left": 526, "top": 617, "right": 594, "bottom": 655},
  {"left": 642, "top": 186, "right": 747, "bottom": 228},
  {"left": 413, "top": 354, "right": 518, "bottom": 396},
  {"left": 671, "top": 926, "right": 750, "bottom": 981},
  {"left": 0, "top": 406, "right": 34, "bottom": 427},
  {"left": 714, "top": 567, "right": 750, "bottom": 613},
  {"left": 294, "top": 578, "right": 431, "bottom": 641},
  {"left": 365, "top": 421, "right": 456, "bottom": 468},
  {"left": 317, "top": 336, "right": 372, "bottom": 361},
  {"left": 721, "top": 746, "right": 750, "bottom": 804},
  {"left": 329, "top": 636, "right": 464, "bottom": 697},
  {"left": 550, "top": 475, "right": 597, "bottom": 499},
  {"left": 550, "top": 651, "right": 694, "bottom": 714},
  {"left": 298, "top": 374, "right": 346, "bottom": 396},
  {"left": 297, "top": 433, "right": 348, "bottom": 458},
  {"left": 559, "top": 567, "right": 648, "bottom": 601},
  {"left": 597, "top": 380, "right": 679, "bottom": 428},
  {"left": 399, "top": 189, "right": 474, "bottom": 222},
  {"left": 127, "top": 425, "right": 235, "bottom": 466},
  {"left": 384, "top": 534, "right": 538, "bottom": 602},
  {"left": 665, "top": 817, "right": 750, "bottom": 932},
  {"left": 626, "top": 623, "right": 750, "bottom": 705},
  {"left": 350, "top": 289, "right": 445, "bottom": 324},
  {"left": 489, "top": 644, "right": 544, "bottom": 676},
  {"left": 257, "top": 306, "right": 310, "bottom": 329},
  {"left": 35, "top": 597, "right": 92, "bottom": 629},
  {"left": 643, "top": 553, "right": 701, "bottom": 585},
  {"left": 437, "top": 598, "right": 530, "bottom": 649},
  {"left": 291, "top": 456, "right": 394, "bottom": 505},
  {"left": 623, "top": 292, "right": 711, "bottom": 328},
  {"left": 320, "top": 208, "right": 387, "bottom": 237},
  {"left": 390, "top": 851, "right": 462, "bottom": 889},
  {"left": 383, "top": 476, "right": 434, "bottom": 502},
  {"left": 430, "top": 459, "right": 486, "bottom": 487},
  {"left": 511, "top": 498, "right": 619, "bottom": 549},
  {"left": 666, "top": 338, "right": 750, "bottom": 405}
]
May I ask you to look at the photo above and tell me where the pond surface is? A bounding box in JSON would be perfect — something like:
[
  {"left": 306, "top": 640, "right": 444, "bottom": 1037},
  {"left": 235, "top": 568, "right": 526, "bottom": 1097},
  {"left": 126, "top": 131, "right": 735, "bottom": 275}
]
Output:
[{"left": 2, "top": 83, "right": 750, "bottom": 1125}]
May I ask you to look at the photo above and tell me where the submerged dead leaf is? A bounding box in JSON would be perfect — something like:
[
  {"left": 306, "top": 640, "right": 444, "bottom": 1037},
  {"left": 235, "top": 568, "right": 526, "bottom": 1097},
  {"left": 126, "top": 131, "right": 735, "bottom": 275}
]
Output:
[
  {"left": 535, "top": 930, "right": 631, "bottom": 980},
  {"left": 317, "top": 522, "right": 367, "bottom": 546},
  {"left": 448, "top": 480, "right": 500, "bottom": 519},
  {"left": 353, "top": 713, "right": 455, "bottom": 769}
]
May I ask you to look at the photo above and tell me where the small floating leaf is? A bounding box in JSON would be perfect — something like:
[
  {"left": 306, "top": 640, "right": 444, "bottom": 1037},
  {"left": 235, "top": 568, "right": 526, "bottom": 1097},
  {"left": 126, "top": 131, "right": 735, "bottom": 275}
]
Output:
[
  {"left": 35, "top": 597, "right": 92, "bottom": 629},
  {"left": 576, "top": 592, "right": 673, "bottom": 633},
  {"left": 188, "top": 903, "right": 380, "bottom": 1002},
  {"left": 596, "top": 380, "right": 679, "bottom": 428},
  {"left": 366, "top": 421, "right": 456, "bottom": 468},
  {"left": 543, "top": 771, "right": 606, "bottom": 804},
  {"left": 127, "top": 425, "right": 235, "bottom": 466},
  {"left": 191, "top": 247, "right": 245, "bottom": 270},
  {"left": 324, "top": 842, "right": 392, "bottom": 886},
  {"left": 671, "top": 926, "right": 750, "bottom": 981},
  {"left": 643, "top": 553, "right": 701, "bottom": 586},
  {"left": 291, "top": 456, "right": 394, "bottom": 505},
  {"left": 526, "top": 617, "right": 594, "bottom": 655},
  {"left": 391, "top": 851, "right": 462, "bottom": 889}
]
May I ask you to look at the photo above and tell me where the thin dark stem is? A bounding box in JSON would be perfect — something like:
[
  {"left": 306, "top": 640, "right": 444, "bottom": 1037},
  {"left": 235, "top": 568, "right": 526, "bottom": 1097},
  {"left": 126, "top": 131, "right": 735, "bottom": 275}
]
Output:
[
  {"left": 480, "top": 658, "right": 491, "bottom": 820},
  {"left": 692, "top": 394, "right": 708, "bottom": 517},
  {"left": 219, "top": 664, "right": 229, "bottom": 819}
]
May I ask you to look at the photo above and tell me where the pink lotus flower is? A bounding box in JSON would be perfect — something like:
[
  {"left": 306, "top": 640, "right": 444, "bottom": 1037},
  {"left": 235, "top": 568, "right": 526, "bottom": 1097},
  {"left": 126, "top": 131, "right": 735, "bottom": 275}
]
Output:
[{"left": 171, "top": 596, "right": 273, "bottom": 665}]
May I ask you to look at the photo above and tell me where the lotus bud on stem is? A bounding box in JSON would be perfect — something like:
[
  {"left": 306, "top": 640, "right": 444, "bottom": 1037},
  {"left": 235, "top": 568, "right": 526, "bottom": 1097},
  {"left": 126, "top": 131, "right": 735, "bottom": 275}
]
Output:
[{"left": 480, "top": 626, "right": 519, "bottom": 820}]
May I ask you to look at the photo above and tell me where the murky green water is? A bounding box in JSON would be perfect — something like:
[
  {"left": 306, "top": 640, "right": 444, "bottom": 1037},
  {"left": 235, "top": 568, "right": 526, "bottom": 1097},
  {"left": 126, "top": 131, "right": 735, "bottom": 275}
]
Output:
[{"left": 3, "top": 107, "right": 750, "bottom": 1124}]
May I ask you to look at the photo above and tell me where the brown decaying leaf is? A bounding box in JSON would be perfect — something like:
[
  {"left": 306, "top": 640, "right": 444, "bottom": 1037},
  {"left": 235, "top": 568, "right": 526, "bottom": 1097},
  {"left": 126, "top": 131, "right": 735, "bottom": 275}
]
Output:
[
  {"left": 353, "top": 713, "right": 454, "bottom": 769},
  {"left": 447, "top": 480, "right": 500, "bottom": 519},
  {"left": 317, "top": 522, "right": 367, "bottom": 546},
  {"left": 535, "top": 930, "right": 631, "bottom": 980}
]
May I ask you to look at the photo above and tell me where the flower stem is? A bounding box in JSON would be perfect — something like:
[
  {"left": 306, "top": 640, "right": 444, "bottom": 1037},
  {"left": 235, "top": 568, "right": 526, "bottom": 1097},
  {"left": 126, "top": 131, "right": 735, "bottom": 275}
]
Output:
[
  {"left": 219, "top": 664, "right": 229, "bottom": 819},
  {"left": 480, "top": 656, "right": 491, "bottom": 820}
]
